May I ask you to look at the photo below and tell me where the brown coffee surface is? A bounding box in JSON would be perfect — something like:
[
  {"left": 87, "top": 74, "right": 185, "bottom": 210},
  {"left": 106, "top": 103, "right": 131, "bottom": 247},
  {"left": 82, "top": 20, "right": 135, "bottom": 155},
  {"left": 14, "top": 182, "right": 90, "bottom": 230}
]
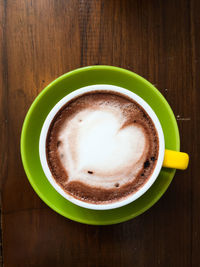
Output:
[{"left": 46, "top": 91, "right": 159, "bottom": 204}]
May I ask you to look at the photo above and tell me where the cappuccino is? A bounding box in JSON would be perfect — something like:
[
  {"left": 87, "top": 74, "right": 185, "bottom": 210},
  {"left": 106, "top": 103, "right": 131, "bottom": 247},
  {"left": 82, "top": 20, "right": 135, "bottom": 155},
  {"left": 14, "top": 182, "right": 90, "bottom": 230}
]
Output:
[{"left": 46, "top": 91, "right": 159, "bottom": 204}]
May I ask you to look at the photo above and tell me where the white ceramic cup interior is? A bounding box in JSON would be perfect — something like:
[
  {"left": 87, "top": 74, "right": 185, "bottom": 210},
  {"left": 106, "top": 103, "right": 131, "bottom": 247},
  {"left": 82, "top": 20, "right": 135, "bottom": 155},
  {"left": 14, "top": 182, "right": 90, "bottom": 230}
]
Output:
[{"left": 39, "top": 85, "right": 165, "bottom": 210}]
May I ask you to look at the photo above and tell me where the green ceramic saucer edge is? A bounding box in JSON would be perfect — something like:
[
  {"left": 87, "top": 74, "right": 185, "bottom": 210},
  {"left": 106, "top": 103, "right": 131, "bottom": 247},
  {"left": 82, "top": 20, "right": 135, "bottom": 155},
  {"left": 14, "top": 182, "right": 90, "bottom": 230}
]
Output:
[{"left": 20, "top": 66, "right": 180, "bottom": 225}]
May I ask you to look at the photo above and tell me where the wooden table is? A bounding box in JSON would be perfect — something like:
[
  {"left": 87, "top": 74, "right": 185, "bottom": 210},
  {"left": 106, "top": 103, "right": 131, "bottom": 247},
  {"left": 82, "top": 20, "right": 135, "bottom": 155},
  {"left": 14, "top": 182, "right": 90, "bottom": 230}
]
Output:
[{"left": 1, "top": 0, "right": 199, "bottom": 266}]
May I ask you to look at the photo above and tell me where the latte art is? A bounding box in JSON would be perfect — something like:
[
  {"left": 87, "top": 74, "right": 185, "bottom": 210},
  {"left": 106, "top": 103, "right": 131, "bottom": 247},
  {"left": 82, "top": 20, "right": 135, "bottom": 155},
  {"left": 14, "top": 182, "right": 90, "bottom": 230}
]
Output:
[
  {"left": 46, "top": 91, "right": 159, "bottom": 204},
  {"left": 58, "top": 109, "right": 148, "bottom": 188}
]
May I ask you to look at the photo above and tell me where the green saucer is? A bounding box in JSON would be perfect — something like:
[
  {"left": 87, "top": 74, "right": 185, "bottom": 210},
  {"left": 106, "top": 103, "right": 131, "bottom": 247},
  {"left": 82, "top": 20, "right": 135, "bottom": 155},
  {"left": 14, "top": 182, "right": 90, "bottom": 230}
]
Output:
[{"left": 21, "top": 66, "right": 180, "bottom": 225}]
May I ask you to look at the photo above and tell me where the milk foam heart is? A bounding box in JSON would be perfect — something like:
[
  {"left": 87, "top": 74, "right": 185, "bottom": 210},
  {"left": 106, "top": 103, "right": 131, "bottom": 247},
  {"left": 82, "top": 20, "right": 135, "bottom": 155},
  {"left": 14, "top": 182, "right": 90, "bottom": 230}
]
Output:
[{"left": 58, "top": 109, "right": 148, "bottom": 189}]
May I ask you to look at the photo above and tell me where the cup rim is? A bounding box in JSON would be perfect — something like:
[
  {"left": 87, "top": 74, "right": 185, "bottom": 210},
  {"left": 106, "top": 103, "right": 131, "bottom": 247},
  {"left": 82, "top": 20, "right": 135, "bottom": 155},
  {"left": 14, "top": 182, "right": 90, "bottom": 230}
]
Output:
[{"left": 39, "top": 84, "right": 165, "bottom": 210}]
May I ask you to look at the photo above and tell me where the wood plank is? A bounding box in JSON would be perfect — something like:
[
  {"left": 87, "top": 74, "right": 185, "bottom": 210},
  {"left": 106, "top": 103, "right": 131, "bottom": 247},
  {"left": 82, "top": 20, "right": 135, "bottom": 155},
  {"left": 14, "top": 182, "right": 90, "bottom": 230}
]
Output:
[{"left": 0, "top": 0, "right": 6, "bottom": 265}]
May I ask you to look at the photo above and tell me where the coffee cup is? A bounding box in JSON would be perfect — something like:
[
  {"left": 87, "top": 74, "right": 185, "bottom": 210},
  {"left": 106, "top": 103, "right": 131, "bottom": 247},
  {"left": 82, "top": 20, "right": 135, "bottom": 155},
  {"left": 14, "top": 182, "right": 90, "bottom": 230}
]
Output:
[{"left": 39, "top": 84, "right": 189, "bottom": 210}]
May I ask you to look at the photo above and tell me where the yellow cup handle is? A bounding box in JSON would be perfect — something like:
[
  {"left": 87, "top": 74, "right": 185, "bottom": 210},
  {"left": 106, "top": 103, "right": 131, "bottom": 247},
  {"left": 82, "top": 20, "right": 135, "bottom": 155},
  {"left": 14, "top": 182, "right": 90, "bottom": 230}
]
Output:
[{"left": 163, "top": 149, "right": 189, "bottom": 170}]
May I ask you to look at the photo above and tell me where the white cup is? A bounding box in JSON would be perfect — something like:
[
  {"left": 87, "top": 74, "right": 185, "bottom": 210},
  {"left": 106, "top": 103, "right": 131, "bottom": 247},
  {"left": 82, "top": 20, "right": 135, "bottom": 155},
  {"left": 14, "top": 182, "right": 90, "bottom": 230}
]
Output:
[{"left": 39, "top": 85, "right": 165, "bottom": 210}]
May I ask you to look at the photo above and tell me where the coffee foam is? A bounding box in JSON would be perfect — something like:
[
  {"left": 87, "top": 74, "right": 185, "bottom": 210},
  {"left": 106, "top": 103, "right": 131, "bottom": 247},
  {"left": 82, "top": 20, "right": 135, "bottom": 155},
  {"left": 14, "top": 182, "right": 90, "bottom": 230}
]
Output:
[
  {"left": 46, "top": 92, "right": 159, "bottom": 204},
  {"left": 58, "top": 107, "right": 148, "bottom": 189}
]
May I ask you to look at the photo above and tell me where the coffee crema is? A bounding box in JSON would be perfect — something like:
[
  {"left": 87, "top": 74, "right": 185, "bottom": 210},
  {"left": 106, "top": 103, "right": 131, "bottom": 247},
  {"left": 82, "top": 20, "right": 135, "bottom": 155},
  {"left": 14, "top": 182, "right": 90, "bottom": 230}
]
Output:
[{"left": 46, "top": 91, "right": 159, "bottom": 204}]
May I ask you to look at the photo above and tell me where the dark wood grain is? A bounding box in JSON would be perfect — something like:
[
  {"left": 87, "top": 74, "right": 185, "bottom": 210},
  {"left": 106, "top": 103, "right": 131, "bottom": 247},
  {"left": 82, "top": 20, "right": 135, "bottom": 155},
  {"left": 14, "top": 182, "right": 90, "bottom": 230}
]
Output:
[{"left": 0, "top": 0, "right": 200, "bottom": 266}]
